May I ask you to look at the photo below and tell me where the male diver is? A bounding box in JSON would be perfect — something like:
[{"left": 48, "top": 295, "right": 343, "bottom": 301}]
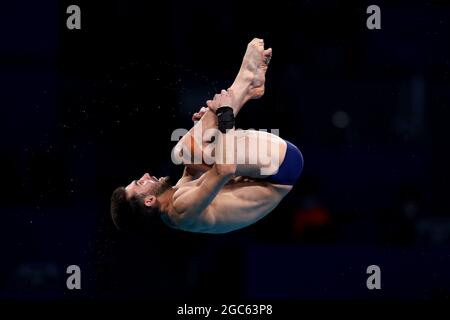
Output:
[{"left": 111, "top": 38, "right": 303, "bottom": 234}]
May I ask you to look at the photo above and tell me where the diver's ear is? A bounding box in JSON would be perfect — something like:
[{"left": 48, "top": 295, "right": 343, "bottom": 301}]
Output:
[{"left": 143, "top": 195, "right": 156, "bottom": 207}]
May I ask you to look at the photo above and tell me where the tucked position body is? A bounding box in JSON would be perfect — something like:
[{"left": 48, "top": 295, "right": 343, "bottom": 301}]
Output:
[{"left": 111, "top": 39, "right": 303, "bottom": 234}]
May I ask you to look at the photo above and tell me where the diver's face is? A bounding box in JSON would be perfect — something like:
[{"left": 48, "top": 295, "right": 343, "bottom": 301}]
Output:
[{"left": 125, "top": 173, "right": 166, "bottom": 199}]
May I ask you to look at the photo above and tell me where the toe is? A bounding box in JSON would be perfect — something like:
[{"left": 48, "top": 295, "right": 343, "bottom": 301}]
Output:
[
  {"left": 250, "top": 38, "right": 264, "bottom": 48},
  {"left": 264, "top": 48, "right": 272, "bottom": 56},
  {"left": 263, "top": 48, "right": 272, "bottom": 64}
]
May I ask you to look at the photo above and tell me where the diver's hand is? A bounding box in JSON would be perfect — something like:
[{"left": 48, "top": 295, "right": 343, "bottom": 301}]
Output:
[
  {"left": 192, "top": 106, "right": 208, "bottom": 122},
  {"left": 206, "top": 89, "right": 235, "bottom": 113}
]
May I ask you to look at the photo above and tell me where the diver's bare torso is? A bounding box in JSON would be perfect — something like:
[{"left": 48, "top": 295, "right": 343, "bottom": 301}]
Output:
[{"left": 162, "top": 176, "right": 291, "bottom": 234}]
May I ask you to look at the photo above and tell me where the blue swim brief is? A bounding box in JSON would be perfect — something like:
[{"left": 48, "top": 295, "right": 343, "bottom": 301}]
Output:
[{"left": 265, "top": 140, "right": 304, "bottom": 185}]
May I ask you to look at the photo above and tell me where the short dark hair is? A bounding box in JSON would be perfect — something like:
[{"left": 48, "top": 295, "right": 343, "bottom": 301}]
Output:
[{"left": 110, "top": 186, "right": 161, "bottom": 232}]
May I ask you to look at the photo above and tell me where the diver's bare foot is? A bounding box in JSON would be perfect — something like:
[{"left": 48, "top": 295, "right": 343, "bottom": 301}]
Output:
[
  {"left": 224, "top": 38, "right": 272, "bottom": 114},
  {"left": 236, "top": 38, "right": 272, "bottom": 100}
]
